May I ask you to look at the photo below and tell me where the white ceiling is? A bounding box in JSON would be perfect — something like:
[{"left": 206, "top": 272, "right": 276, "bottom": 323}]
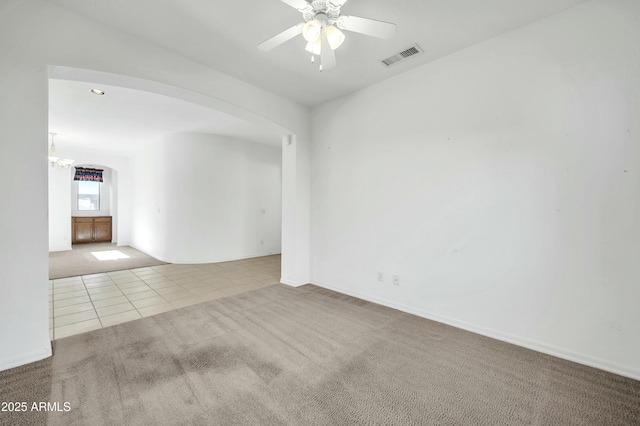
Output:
[
  {"left": 45, "top": 0, "right": 589, "bottom": 155},
  {"left": 49, "top": 79, "right": 282, "bottom": 156}
]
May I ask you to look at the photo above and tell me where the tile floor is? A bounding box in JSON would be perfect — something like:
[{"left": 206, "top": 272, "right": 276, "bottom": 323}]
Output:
[{"left": 49, "top": 254, "right": 281, "bottom": 340}]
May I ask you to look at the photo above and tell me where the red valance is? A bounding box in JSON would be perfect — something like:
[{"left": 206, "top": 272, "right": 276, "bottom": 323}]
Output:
[{"left": 74, "top": 167, "right": 104, "bottom": 182}]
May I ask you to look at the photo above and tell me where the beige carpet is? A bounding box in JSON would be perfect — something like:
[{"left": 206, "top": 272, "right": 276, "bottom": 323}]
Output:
[
  {"left": 1, "top": 284, "right": 639, "bottom": 425},
  {"left": 49, "top": 243, "right": 167, "bottom": 279}
]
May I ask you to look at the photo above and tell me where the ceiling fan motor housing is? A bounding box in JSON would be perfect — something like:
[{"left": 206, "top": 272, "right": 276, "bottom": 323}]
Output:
[{"left": 302, "top": 0, "right": 341, "bottom": 24}]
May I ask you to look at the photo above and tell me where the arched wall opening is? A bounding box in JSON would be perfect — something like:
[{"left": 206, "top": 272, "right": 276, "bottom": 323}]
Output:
[
  {"left": 48, "top": 67, "right": 293, "bottom": 267},
  {"left": 1, "top": 0, "right": 310, "bottom": 371}
]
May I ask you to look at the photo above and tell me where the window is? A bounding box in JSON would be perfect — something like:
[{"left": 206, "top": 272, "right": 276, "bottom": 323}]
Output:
[{"left": 78, "top": 181, "right": 100, "bottom": 211}]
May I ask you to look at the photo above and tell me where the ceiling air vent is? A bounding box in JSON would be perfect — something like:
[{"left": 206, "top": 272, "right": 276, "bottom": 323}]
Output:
[{"left": 380, "top": 44, "right": 424, "bottom": 67}]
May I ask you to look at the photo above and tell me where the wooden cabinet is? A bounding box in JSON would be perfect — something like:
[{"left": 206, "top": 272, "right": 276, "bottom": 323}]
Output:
[
  {"left": 73, "top": 218, "right": 94, "bottom": 243},
  {"left": 72, "top": 216, "right": 112, "bottom": 244}
]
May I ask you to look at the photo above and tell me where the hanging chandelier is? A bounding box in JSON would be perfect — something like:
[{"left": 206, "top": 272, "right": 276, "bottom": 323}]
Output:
[{"left": 48, "top": 132, "right": 74, "bottom": 170}]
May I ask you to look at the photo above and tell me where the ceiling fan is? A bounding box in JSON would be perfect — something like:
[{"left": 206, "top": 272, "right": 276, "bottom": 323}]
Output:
[{"left": 258, "top": 0, "right": 397, "bottom": 71}]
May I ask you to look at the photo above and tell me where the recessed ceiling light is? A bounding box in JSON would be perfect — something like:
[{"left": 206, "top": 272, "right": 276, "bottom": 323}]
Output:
[{"left": 90, "top": 89, "right": 105, "bottom": 95}]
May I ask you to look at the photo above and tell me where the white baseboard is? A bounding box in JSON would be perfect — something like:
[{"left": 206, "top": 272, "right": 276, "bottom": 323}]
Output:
[
  {"left": 280, "top": 278, "right": 307, "bottom": 287},
  {"left": 0, "top": 345, "right": 52, "bottom": 372},
  {"left": 48, "top": 244, "right": 72, "bottom": 252},
  {"left": 128, "top": 246, "right": 281, "bottom": 265},
  {"left": 312, "top": 280, "right": 640, "bottom": 382}
]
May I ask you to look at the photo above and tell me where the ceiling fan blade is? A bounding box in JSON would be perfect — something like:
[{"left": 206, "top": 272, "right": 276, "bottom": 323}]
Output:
[
  {"left": 329, "top": 0, "right": 349, "bottom": 6},
  {"left": 258, "top": 24, "right": 304, "bottom": 52},
  {"left": 320, "top": 32, "right": 336, "bottom": 71},
  {"left": 337, "top": 15, "right": 396, "bottom": 39},
  {"left": 280, "top": 0, "right": 312, "bottom": 11}
]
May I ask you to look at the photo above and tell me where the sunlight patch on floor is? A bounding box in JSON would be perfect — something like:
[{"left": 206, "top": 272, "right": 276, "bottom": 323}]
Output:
[{"left": 91, "top": 250, "right": 131, "bottom": 261}]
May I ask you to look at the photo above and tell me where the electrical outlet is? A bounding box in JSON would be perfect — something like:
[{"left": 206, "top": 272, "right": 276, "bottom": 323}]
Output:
[
  {"left": 377, "top": 272, "right": 384, "bottom": 282},
  {"left": 393, "top": 275, "right": 400, "bottom": 286}
]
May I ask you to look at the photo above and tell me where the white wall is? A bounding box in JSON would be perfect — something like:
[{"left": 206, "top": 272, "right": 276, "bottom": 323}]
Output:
[
  {"left": 48, "top": 165, "right": 73, "bottom": 252},
  {"left": 281, "top": 134, "right": 311, "bottom": 286},
  {"left": 130, "top": 133, "right": 282, "bottom": 263},
  {"left": 0, "top": 0, "right": 309, "bottom": 371},
  {"left": 310, "top": 0, "right": 640, "bottom": 379}
]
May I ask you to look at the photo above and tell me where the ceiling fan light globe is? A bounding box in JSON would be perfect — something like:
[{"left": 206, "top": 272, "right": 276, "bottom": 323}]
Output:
[
  {"left": 305, "top": 40, "right": 322, "bottom": 55},
  {"left": 302, "top": 19, "right": 322, "bottom": 43},
  {"left": 325, "top": 25, "right": 345, "bottom": 50}
]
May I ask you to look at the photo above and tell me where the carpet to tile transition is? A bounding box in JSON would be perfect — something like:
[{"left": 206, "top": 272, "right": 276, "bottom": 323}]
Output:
[
  {"left": 49, "top": 243, "right": 167, "bottom": 279},
  {"left": 1, "top": 284, "right": 639, "bottom": 425}
]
